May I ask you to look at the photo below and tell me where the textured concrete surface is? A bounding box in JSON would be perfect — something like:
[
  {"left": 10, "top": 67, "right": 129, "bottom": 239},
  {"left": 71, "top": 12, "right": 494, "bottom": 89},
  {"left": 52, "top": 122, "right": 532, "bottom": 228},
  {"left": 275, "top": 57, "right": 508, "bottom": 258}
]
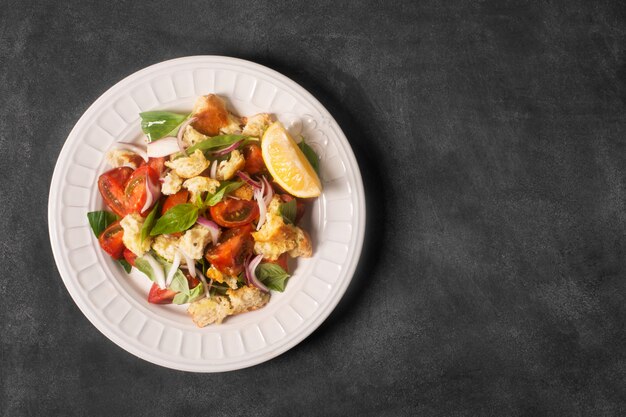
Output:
[{"left": 2, "top": 0, "right": 626, "bottom": 416}]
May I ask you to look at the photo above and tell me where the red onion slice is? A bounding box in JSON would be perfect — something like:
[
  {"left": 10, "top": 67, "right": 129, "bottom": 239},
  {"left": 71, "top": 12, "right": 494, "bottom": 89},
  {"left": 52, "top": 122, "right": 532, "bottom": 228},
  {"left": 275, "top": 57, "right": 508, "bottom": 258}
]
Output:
[
  {"left": 176, "top": 116, "right": 198, "bottom": 155},
  {"left": 165, "top": 251, "right": 181, "bottom": 286},
  {"left": 245, "top": 254, "right": 268, "bottom": 292},
  {"left": 195, "top": 269, "right": 211, "bottom": 299},
  {"left": 255, "top": 188, "right": 266, "bottom": 231},
  {"left": 261, "top": 176, "right": 274, "bottom": 206},
  {"left": 147, "top": 136, "right": 180, "bottom": 157},
  {"left": 116, "top": 142, "right": 149, "bottom": 162},
  {"left": 209, "top": 159, "right": 218, "bottom": 179},
  {"left": 143, "top": 253, "right": 166, "bottom": 289},
  {"left": 141, "top": 175, "right": 161, "bottom": 213},
  {"left": 212, "top": 139, "right": 243, "bottom": 157},
  {"left": 237, "top": 171, "right": 262, "bottom": 189},
  {"left": 196, "top": 217, "right": 221, "bottom": 245}
]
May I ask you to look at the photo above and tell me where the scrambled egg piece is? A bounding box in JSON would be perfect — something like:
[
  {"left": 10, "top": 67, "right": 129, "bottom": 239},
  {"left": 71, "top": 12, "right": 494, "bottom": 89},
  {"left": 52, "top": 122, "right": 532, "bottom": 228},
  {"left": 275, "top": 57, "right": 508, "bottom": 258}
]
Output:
[
  {"left": 231, "top": 183, "right": 254, "bottom": 200},
  {"left": 187, "top": 295, "right": 232, "bottom": 327},
  {"left": 183, "top": 176, "right": 220, "bottom": 201},
  {"left": 165, "top": 149, "right": 209, "bottom": 179},
  {"left": 206, "top": 266, "right": 238, "bottom": 290},
  {"left": 227, "top": 286, "right": 270, "bottom": 315},
  {"left": 151, "top": 234, "right": 179, "bottom": 263},
  {"left": 252, "top": 196, "right": 312, "bottom": 260},
  {"left": 161, "top": 171, "right": 183, "bottom": 195},
  {"left": 105, "top": 149, "right": 141, "bottom": 169},
  {"left": 178, "top": 225, "right": 212, "bottom": 260},
  {"left": 242, "top": 113, "right": 273, "bottom": 138},
  {"left": 182, "top": 125, "right": 209, "bottom": 147},
  {"left": 216, "top": 149, "right": 245, "bottom": 180},
  {"left": 219, "top": 113, "right": 243, "bottom": 135},
  {"left": 120, "top": 214, "right": 151, "bottom": 257}
]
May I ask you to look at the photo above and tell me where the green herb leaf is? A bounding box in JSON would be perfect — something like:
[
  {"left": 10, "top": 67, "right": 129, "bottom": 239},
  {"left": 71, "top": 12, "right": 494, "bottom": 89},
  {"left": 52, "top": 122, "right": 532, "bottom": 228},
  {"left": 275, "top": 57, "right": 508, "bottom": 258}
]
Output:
[
  {"left": 185, "top": 135, "right": 250, "bottom": 155},
  {"left": 206, "top": 181, "right": 244, "bottom": 206},
  {"left": 279, "top": 200, "right": 297, "bottom": 225},
  {"left": 172, "top": 283, "right": 204, "bottom": 305},
  {"left": 298, "top": 139, "right": 320, "bottom": 174},
  {"left": 169, "top": 268, "right": 190, "bottom": 294},
  {"left": 257, "top": 263, "right": 291, "bottom": 292},
  {"left": 87, "top": 211, "right": 118, "bottom": 237},
  {"left": 134, "top": 257, "right": 156, "bottom": 282},
  {"left": 118, "top": 259, "right": 132, "bottom": 273},
  {"left": 140, "top": 111, "right": 188, "bottom": 142},
  {"left": 150, "top": 204, "right": 198, "bottom": 236},
  {"left": 141, "top": 202, "right": 160, "bottom": 242}
]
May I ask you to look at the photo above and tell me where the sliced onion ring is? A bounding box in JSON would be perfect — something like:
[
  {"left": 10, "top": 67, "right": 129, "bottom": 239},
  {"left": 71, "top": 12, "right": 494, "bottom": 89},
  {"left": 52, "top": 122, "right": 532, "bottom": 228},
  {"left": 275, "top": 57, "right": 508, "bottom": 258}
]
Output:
[
  {"left": 143, "top": 253, "right": 166, "bottom": 289},
  {"left": 209, "top": 159, "right": 218, "bottom": 179},
  {"left": 245, "top": 254, "right": 268, "bottom": 292},
  {"left": 147, "top": 136, "right": 180, "bottom": 157},
  {"left": 196, "top": 217, "right": 221, "bottom": 245},
  {"left": 237, "top": 171, "right": 261, "bottom": 189},
  {"left": 212, "top": 139, "right": 243, "bottom": 157},
  {"left": 116, "top": 142, "right": 149, "bottom": 162},
  {"left": 141, "top": 175, "right": 161, "bottom": 213},
  {"left": 165, "top": 251, "right": 181, "bottom": 286},
  {"left": 261, "top": 176, "right": 274, "bottom": 206},
  {"left": 195, "top": 269, "right": 211, "bottom": 300},
  {"left": 254, "top": 188, "right": 266, "bottom": 231},
  {"left": 176, "top": 117, "right": 198, "bottom": 155},
  {"left": 180, "top": 249, "right": 196, "bottom": 278}
]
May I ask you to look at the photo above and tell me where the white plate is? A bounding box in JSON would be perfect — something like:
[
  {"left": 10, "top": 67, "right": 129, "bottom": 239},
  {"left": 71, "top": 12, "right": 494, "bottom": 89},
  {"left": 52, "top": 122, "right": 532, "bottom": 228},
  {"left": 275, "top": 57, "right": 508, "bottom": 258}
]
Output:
[{"left": 48, "top": 56, "right": 365, "bottom": 372}]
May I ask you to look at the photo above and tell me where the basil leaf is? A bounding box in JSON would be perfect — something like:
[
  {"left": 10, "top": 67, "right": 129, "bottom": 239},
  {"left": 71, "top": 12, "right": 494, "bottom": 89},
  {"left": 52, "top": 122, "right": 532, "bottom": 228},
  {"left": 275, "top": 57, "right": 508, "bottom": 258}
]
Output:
[
  {"left": 140, "top": 111, "right": 188, "bottom": 142},
  {"left": 87, "top": 211, "right": 118, "bottom": 237},
  {"left": 298, "top": 139, "right": 320, "bottom": 174},
  {"left": 141, "top": 203, "right": 160, "bottom": 242},
  {"left": 150, "top": 204, "right": 198, "bottom": 236},
  {"left": 172, "top": 283, "right": 204, "bottom": 305},
  {"left": 257, "top": 263, "right": 290, "bottom": 292},
  {"left": 118, "top": 259, "right": 132, "bottom": 273},
  {"left": 134, "top": 257, "right": 156, "bottom": 282},
  {"left": 169, "top": 268, "right": 190, "bottom": 294},
  {"left": 206, "top": 181, "right": 243, "bottom": 206},
  {"left": 279, "top": 200, "right": 297, "bottom": 225},
  {"left": 185, "top": 135, "right": 250, "bottom": 155}
]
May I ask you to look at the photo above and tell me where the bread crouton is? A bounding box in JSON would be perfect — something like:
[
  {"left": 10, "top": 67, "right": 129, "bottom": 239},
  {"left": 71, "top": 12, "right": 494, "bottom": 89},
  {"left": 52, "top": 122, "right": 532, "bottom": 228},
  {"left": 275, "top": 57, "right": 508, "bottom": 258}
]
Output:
[
  {"left": 187, "top": 296, "right": 232, "bottom": 327},
  {"left": 220, "top": 113, "right": 243, "bottom": 135},
  {"left": 231, "top": 183, "right": 254, "bottom": 200},
  {"left": 206, "top": 266, "right": 239, "bottom": 289},
  {"left": 182, "top": 125, "right": 209, "bottom": 147},
  {"left": 216, "top": 149, "right": 245, "bottom": 180},
  {"left": 191, "top": 94, "right": 230, "bottom": 136},
  {"left": 227, "top": 286, "right": 270, "bottom": 315},
  {"left": 161, "top": 171, "right": 183, "bottom": 195},
  {"left": 183, "top": 176, "right": 220, "bottom": 201},
  {"left": 165, "top": 149, "right": 209, "bottom": 178},
  {"left": 242, "top": 113, "right": 273, "bottom": 138},
  {"left": 106, "top": 149, "right": 142, "bottom": 169}
]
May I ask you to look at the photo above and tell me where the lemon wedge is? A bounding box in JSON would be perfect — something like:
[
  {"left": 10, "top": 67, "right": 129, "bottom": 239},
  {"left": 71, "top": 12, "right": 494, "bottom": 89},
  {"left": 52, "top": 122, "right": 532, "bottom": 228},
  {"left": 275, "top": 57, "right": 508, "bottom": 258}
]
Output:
[{"left": 261, "top": 122, "right": 322, "bottom": 198}]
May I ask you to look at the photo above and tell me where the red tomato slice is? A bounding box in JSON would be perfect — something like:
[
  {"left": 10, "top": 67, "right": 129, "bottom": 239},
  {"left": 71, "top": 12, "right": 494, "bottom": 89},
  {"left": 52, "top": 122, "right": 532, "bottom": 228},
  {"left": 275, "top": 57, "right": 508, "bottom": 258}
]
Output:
[
  {"left": 98, "top": 221, "right": 125, "bottom": 259},
  {"left": 125, "top": 165, "right": 159, "bottom": 214},
  {"left": 98, "top": 168, "right": 132, "bottom": 217},
  {"left": 209, "top": 199, "right": 259, "bottom": 228},
  {"left": 205, "top": 224, "right": 254, "bottom": 276},
  {"left": 147, "top": 283, "right": 178, "bottom": 304},
  {"left": 145, "top": 157, "right": 166, "bottom": 176},
  {"left": 123, "top": 248, "right": 137, "bottom": 267},
  {"left": 161, "top": 190, "right": 189, "bottom": 215},
  {"left": 242, "top": 143, "right": 266, "bottom": 175}
]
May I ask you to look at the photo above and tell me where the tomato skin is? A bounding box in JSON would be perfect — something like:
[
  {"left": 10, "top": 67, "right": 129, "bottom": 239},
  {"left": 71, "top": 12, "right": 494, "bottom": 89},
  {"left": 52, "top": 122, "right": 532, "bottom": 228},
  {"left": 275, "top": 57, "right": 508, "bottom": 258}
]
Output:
[
  {"left": 205, "top": 224, "right": 254, "bottom": 276},
  {"left": 242, "top": 144, "right": 266, "bottom": 175},
  {"left": 98, "top": 221, "right": 125, "bottom": 259},
  {"left": 145, "top": 157, "right": 166, "bottom": 176},
  {"left": 123, "top": 248, "right": 137, "bottom": 267},
  {"left": 161, "top": 190, "right": 189, "bottom": 215},
  {"left": 98, "top": 168, "right": 131, "bottom": 217},
  {"left": 125, "top": 165, "right": 159, "bottom": 214},
  {"left": 209, "top": 199, "right": 259, "bottom": 228},
  {"left": 264, "top": 253, "right": 289, "bottom": 273},
  {"left": 147, "top": 283, "right": 177, "bottom": 304}
]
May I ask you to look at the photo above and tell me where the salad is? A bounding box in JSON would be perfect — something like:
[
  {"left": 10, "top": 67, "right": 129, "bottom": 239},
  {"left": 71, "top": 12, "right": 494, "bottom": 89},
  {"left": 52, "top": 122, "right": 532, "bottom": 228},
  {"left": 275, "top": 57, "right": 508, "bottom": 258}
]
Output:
[{"left": 87, "top": 94, "right": 322, "bottom": 327}]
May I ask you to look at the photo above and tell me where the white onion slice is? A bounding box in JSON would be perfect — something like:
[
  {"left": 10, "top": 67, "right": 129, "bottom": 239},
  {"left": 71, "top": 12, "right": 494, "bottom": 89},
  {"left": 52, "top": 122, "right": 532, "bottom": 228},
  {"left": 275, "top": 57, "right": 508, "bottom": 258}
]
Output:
[
  {"left": 245, "top": 254, "right": 268, "bottom": 292},
  {"left": 165, "top": 251, "right": 181, "bottom": 286},
  {"left": 177, "top": 116, "right": 197, "bottom": 154},
  {"left": 262, "top": 176, "right": 274, "bottom": 206},
  {"left": 143, "top": 253, "right": 166, "bottom": 289},
  {"left": 209, "top": 159, "right": 218, "bottom": 179},
  {"left": 147, "top": 136, "right": 180, "bottom": 157},
  {"left": 195, "top": 269, "right": 211, "bottom": 300},
  {"left": 180, "top": 249, "right": 196, "bottom": 278},
  {"left": 141, "top": 176, "right": 161, "bottom": 213},
  {"left": 116, "top": 142, "right": 149, "bottom": 162},
  {"left": 255, "top": 188, "right": 266, "bottom": 231},
  {"left": 196, "top": 217, "right": 221, "bottom": 245}
]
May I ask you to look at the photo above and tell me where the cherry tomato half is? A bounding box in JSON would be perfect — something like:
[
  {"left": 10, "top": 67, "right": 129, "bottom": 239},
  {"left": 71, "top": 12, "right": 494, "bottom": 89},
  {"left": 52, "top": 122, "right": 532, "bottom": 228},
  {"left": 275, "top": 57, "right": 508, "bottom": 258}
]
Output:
[
  {"left": 97, "top": 167, "right": 133, "bottom": 217},
  {"left": 98, "top": 220, "right": 125, "bottom": 259},
  {"left": 242, "top": 143, "right": 266, "bottom": 175},
  {"left": 145, "top": 157, "right": 166, "bottom": 176},
  {"left": 123, "top": 248, "right": 137, "bottom": 267},
  {"left": 205, "top": 224, "right": 254, "bottom": 276},
  {"left": 147, "top": 284, "right": 178, "bottom": 304},
  {"left": 209, "top": 199, "right": 259, "bottom": 228},
  {"left": 125, "top": 165, "right": 159, "bottom": 214},
  {"left": 161, "top": 190, "right": 189, "bottom": 215}
]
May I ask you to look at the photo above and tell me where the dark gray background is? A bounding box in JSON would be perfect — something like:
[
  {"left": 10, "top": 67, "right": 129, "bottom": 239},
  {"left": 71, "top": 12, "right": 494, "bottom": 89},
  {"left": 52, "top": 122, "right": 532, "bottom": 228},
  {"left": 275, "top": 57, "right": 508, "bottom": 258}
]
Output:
[{"left": 1, "top": 0, "right": 626, "bottom": 416}]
